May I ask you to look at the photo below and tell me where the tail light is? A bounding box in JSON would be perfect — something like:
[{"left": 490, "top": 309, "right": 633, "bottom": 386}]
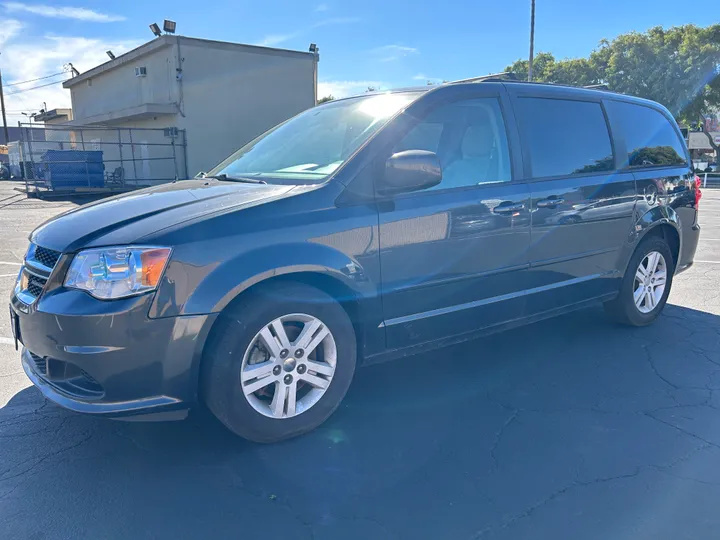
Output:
[{"left": 695, "top": 175, "right": 702, "bottom": 207}]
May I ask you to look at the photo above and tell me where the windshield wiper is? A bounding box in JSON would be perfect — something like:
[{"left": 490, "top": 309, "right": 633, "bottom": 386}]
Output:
[{"left": 205, "top": 173, "right": 267, "bottom": 184}]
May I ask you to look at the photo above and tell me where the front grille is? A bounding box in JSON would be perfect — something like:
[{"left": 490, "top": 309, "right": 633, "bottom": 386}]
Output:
[
  {"left": 16, "top": 243, "right": 61, "bottom": 304},
  {"left": 28, "top": 244, "right": 61, "bottom": 271},
  {"left": 26, "top": 274, "right": 46, "bottom": 298}
]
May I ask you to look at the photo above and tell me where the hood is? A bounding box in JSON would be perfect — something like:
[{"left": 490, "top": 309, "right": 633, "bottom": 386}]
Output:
[{"left": 31, "top": 179, "right": 295, "bottom": 252}]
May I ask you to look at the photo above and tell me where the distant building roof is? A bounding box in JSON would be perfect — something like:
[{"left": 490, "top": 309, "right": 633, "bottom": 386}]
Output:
[{"left": 33, "top": 108, "right": 72, "bottom": 123}]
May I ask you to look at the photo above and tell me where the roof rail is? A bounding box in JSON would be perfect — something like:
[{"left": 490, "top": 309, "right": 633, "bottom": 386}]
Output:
[
  {"left": 449, "top": 72, "right": 516, "bottom": 84},
  {"left": 583, "top": 84, "right": 609, "bottom": 90}
]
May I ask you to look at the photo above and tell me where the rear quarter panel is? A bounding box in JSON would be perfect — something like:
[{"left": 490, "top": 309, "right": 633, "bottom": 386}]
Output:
[
  {"left": 631, "top": 168, "right": 699, "bottom": 271},
  {"left": 602, "top": 97, "right": 698, "bottom": 275}
]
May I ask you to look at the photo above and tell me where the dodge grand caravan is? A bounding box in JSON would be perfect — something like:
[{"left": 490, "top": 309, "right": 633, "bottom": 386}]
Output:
[{"left": 10, "top": 81, "right": 701, "bottom": 442}]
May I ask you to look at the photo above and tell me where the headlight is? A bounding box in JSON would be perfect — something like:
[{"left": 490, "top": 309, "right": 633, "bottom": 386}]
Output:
[{"left": 64, "top": 246, "right": 172, "bottom": 300}]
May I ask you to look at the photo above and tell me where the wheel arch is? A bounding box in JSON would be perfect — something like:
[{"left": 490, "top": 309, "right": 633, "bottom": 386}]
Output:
[
  {"left": 634, "top": 202, "right": 681, "bottom": 270},
  {"left": 641, "top": 223, "right": 680, "bottom": 269},
  {"left": 617, "top": 204, "right": 682, "bottom": 278},
  {"left": 218, "top": 270, "right": 367, "bottom": 342},
  {"left": 192, "top": 269, "right": 378, "bottom": 404}
]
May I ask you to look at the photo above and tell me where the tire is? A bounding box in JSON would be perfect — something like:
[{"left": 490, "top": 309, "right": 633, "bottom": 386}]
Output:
[
  {"left": 201, "top": 282, "right": 357, "bottom": 443},
  {"left": 604, "top": 236, "right": 675, "bottom": 326}
]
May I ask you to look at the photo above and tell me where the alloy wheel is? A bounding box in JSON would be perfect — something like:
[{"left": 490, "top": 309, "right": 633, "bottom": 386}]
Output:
[
  {"left": 240, "top": 313, "right": 337, "bottom": 419},
  {"left": 633, "top": 251, "right": 667, "bottom": 314}
]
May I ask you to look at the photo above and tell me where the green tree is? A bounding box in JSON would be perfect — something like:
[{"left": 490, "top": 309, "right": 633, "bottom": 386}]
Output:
[
  {"left": 505, "top": 24, "right": 720, "bottom": 151},
  {"left": 591, "top": 25, "right": 720, "bottom": 125},
  {"left": 505, "top": 52, "right": 563, "bottom": 82},
  {"left": 317, "top": 95, "right": 335, "bottom": 104}
]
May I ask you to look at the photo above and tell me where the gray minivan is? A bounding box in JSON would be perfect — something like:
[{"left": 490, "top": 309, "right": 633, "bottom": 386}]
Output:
[{"left": 10, "top": 81, "right": 701, "bottom": 442}]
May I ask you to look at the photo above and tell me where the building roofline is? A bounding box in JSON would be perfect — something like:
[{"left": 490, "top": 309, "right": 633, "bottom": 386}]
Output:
[
  {"left": 63, "top": 36, "right": 174, "bottom": 88},
  {"left": 33, "top": 108, "right": 72, "bottom": 122},
  {"left": 63, "top": 35, "right": 314, "bottom": 88},
  {"left": 174, "top": 35, "right": 315, "bottom": 60}
]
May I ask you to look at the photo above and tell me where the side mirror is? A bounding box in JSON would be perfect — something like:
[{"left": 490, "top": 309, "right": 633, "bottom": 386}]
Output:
[{"left": 379, "top": 150, "right": 442, "bottom": 195}]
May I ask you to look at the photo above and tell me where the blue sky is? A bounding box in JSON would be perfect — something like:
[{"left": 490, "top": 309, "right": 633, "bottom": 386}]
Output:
[{"left": 0, "top": 0, "right": 714, "bottom": 122}]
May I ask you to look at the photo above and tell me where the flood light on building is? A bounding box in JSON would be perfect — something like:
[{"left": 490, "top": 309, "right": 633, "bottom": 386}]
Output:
[
  {"left": 163, "top": 20, "right": 177, "bottom": 34},
  {"left": 149, "top": 23, "right": 162, "bottom": 37}
]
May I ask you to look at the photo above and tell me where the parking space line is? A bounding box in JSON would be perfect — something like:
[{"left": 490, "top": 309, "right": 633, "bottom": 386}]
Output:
[
  {"left": 0, "top": 337, "right": 16, "bottom": 346},
  {"left": 0, "top": 261, "right": 21, "bottom": 266},
  {"left": 0, "top": 273, "right": 19, "bottom": 277},
  {"left": 694, "top": 260, "right": 720, "bottom": 264}
]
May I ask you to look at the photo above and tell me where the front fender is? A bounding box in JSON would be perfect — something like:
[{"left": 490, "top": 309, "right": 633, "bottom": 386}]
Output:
[{"left": 150, "top": 241, "right": 378, "bottom": 318}]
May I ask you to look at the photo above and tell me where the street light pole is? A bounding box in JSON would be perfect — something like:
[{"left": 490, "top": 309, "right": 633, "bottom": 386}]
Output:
[
  {"left": 528, "top": 0, "right": 536, "bottom": 82},
  {"left": 21, "top": 112, "right": 35, "bottom": 141},
  {"left": 0, "top": 68, "right": 9, "bottom": 144}
]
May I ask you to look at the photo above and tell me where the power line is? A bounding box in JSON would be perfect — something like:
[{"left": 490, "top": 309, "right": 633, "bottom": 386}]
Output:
[
  {"left": 5, "top": 79, "right": 70, "bottom": 96},
  {"left": 4, "top": 71, "right": 66, "bottom": 87}
]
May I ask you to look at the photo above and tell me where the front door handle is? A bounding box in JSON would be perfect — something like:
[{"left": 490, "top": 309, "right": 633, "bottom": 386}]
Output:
[
  {"left": 493, "top": 202, "right": 525, "bottom": 214},
  {"left": 536, "top": 197, "right": 565, "bottom": 208}
]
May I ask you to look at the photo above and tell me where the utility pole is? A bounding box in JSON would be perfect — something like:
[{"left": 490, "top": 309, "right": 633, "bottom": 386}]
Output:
[
  {"left": 528, "top": 0, "right": 536, "bottom": 82},
  {"left": 0, "top": 68, "right": 9, "bottom": 144}
]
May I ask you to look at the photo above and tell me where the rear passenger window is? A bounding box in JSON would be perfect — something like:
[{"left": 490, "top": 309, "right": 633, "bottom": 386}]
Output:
[
  {"left": 392, "top": 98, "right": 512, "bottom": 190},
  {"left": 607, "top": 101, "right": 687, "bottom": 168},
  {"left": 516, "top": 98, "right": 614, "bottom": 178}
]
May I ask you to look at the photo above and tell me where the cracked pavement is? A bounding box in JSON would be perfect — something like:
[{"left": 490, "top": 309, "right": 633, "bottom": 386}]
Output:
[{"left": 1, "top": 182, "right": 720, "bottom": 539}]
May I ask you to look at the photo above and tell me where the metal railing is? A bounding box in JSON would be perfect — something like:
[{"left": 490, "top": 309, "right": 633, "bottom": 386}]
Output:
[
  {"left": 16, "top": 123, "right": 188, "bottom": 197},
  {"left": 701, "top": 172, "right": 720, "bottom": 188}
]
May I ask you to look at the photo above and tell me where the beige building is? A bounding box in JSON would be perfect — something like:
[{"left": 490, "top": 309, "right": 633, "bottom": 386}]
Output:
[{"left": 62, "top": 35, "right": 317, "bottom": 177}]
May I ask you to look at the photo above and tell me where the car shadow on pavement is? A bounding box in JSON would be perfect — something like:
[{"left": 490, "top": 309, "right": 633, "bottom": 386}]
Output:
[{"left": 2, "top": 304, "right": 720, "bottom": 540}]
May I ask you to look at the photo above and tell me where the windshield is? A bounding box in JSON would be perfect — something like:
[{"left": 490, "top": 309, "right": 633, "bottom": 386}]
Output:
[{"left": 209, "top": 92, "right": 421, "bottom": 184}]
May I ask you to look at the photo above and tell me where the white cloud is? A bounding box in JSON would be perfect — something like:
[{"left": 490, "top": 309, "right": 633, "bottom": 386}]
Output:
[
  {"left": 318, "top": 80, "right": 385, "bottom": 99},
  {"left": 2, "top": 2, "right": 125, "bottom": 22},
  {"left": 257, "top": 34, "right": 294, "bottom": 47},
  {"left": 2, "top": 35, "right": 141, "bottom": 123},
  {"left": 255, "top": 17, "right": 359, "bottom": 47},
  {"left": 372, "top": 44, "right": 418, "bottom": 62},
  {"left": 412, "top": 73, "right": 443, "bottom": 83},
  {"left": 314, "top": 3, "right": 328, "bottom": 11},
  {"left": 0, "top": 18, "right": 22, "bottom": 46}
]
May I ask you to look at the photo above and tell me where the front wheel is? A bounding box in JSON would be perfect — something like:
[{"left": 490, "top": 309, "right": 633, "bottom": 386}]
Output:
[
  {"left": 201, "top": 282, "right": 357, "bottom": 443},
  {"left": 604, "top": 236, "right": 674, "bottom": 326}
]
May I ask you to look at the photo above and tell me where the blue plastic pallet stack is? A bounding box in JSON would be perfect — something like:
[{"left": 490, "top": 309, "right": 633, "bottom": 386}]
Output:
[{"left": 40, "top": 150, "right": 105, "bottom": 189}]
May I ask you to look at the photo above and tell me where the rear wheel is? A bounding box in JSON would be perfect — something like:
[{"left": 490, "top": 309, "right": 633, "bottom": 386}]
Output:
[
  {"left": 604, "top": 236, "right": 674, "bottom": 326},
  {"left": 201, "top": 282, "right": 356, "bottom": 443}
]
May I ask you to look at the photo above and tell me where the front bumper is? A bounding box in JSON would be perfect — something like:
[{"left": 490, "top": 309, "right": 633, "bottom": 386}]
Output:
[{"left": 10, "top": 287, "right": 217, "bottom": 419}]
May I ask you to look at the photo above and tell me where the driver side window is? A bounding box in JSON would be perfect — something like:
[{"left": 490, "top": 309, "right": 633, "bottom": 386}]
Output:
[{"left": 393, "top": 97, "right": 512, "bottom": 190}]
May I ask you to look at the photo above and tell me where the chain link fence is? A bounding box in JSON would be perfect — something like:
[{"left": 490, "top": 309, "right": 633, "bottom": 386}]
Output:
[{"left": 15, "top": 124, "right": 187, "bottom": 197}]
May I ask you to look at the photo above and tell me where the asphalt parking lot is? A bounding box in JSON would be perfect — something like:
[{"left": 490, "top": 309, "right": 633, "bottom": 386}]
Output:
[{"left": 1, "top": 182, "right": 720, "bottom": 539}]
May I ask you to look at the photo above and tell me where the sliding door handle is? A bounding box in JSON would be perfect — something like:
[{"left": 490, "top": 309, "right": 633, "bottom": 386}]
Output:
[
  {"left": 493, "top": 202, "right": 525, "bottom": 214},
  {"left": 536, "top": 197, "right": 565, "bottom": 208}
]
